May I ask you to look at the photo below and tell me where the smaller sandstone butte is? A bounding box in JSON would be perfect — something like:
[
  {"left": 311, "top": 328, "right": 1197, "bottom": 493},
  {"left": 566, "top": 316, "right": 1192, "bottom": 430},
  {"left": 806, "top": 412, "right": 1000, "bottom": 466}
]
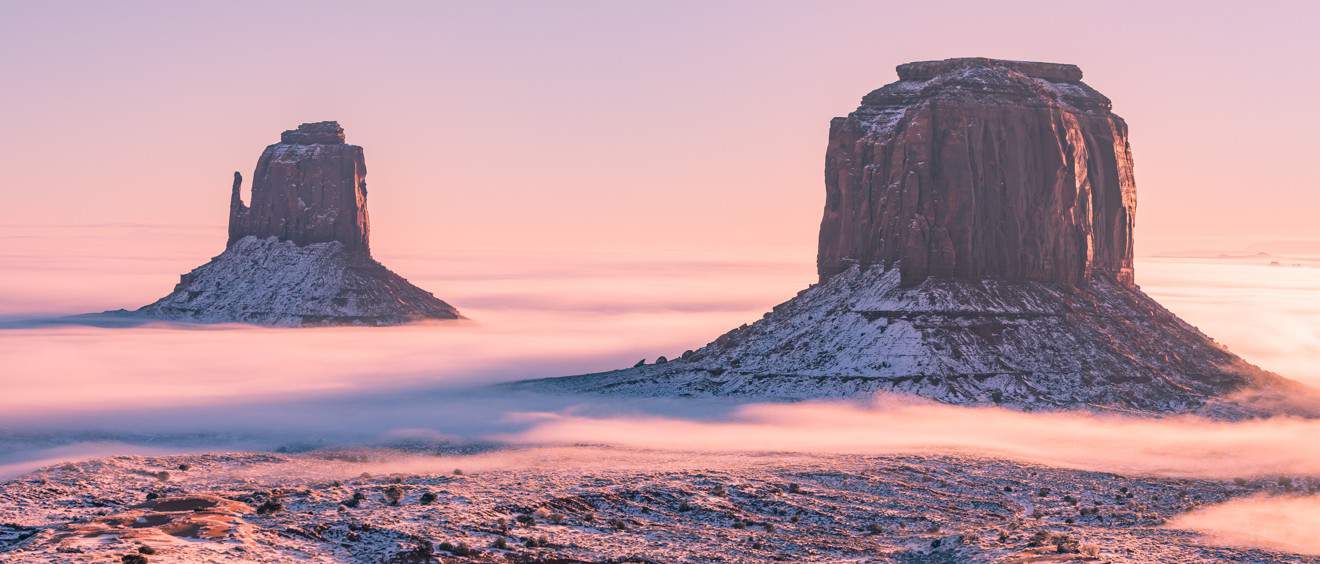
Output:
[
  {"left": 818, "top": 57, "right": 1135, "bottom": 287},
  {"left": 133, "top": 122, "right": 460, "bottom": 326}
]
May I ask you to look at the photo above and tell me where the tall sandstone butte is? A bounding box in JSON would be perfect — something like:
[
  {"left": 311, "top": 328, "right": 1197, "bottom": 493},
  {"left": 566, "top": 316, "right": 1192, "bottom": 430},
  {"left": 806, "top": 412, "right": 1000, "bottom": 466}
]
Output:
[
  {"left": 132, "top": 121, "right": 460, "bottom": 326},
  {"left": 513, "top": 58, "right": 1314, "bottom": 419},
  {"left": 817, "top": 58, "right": 1136, "bottom": 287}
]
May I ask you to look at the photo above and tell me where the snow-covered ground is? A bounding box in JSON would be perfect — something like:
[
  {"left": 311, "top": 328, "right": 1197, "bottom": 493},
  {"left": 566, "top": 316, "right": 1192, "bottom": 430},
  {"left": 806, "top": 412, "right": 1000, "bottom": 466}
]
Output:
[{"left": 3, "top": 447, "right": 1317, "bottom": 562}]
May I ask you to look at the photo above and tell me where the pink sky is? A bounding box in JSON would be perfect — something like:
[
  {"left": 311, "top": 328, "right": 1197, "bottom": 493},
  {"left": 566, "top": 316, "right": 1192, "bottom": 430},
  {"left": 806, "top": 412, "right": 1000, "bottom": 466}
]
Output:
[{"left": 3, "top": 1, "right": 1318, "bottom": 260}]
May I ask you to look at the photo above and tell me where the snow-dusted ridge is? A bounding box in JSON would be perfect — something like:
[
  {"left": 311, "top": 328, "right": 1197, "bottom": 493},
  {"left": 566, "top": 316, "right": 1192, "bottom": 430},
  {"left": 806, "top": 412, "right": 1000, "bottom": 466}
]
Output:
[
  {"left": 508, "top": 264, "right": 1314, "bottom": 419},
  {"left": 130, "top": 236, "right": 460, "bottom": 326}
]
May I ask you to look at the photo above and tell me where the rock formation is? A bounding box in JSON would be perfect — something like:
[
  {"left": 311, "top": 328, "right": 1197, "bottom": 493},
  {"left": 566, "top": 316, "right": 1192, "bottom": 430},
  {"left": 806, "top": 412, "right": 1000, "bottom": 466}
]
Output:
[
  {"left": 511, "top": 58, "right": 1313, "bottom": 418},
  {"left": 818, "top": 58, "right": 1134, "bottom": 287},
  {"left": 132, "top": 122, "right": 460, "bottom": 326},
  {"left": 228, "top": 122, "right": 370, "bottom": 252}
]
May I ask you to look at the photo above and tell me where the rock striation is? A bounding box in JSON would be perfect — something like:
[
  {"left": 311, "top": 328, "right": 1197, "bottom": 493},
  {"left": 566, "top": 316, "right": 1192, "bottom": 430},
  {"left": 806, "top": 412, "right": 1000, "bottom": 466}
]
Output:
[
  {"left": 510, "top": 59, "right": 1314, "bottom": 418},
  {"left": 818, "top": 58, "right": 1135, "bottom": 287},
  {"left": 133, "top": 122, "right": 460, "bottom": 326}
]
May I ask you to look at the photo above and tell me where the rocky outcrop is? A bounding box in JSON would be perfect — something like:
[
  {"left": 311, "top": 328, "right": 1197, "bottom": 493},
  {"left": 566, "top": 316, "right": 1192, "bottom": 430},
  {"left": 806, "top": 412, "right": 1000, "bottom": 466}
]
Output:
[
  {"left": 818, "top": 58, "right": 1135, "bottom": 287},
  {"left": 228, "top": 121, "right": 370, "bottom": 252},
  {"left": 510, "top": 264, "right": 1311, "bottom": 418},
  {"left": 134, "top": 122, "right": 460, "bottom": 326},
  {"left": 510, "top": 59, "right": 1315, "bottom": 418}
]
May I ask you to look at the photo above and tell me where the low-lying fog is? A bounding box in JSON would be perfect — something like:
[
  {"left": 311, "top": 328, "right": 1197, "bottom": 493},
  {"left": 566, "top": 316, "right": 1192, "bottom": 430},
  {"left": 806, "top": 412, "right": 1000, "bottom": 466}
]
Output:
[{"left": 3, "top": 225, "right": 1320, "bottom": 555}]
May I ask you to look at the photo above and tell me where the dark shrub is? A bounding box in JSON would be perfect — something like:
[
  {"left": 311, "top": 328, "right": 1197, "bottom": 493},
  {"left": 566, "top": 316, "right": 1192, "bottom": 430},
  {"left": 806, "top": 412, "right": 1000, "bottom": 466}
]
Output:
[{"left": 384, "top": 485, "right": 403, "bottom": 506}]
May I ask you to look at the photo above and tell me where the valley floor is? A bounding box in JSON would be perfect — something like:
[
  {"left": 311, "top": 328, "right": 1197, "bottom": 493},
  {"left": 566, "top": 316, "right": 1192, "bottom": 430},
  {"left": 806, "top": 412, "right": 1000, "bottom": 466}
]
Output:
[{"left": 0, "top": 447, "right": 1315, "bottom": 563}]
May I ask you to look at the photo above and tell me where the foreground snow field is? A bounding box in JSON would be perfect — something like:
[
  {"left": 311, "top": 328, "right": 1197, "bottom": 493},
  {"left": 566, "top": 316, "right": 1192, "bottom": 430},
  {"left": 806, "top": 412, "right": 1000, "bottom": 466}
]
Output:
[{"left": 1, "top": 447, "right": 1315, "bottom": 562}]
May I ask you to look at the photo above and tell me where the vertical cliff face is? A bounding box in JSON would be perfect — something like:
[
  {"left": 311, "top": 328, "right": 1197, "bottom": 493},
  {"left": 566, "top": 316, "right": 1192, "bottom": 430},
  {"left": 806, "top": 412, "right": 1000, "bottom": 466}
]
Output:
[
  {"left": 228, "top": 121, "right": 371, "bottom": 252},
  {"left": 817, "top": 58, "right": 1136, "bottom": 287}
]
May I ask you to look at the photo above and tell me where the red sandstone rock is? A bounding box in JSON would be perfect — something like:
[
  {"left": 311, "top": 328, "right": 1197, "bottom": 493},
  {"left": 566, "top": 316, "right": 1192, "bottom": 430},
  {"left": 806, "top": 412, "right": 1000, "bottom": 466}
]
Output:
[
  {"left": 228, "top": 121, "right": 370, "bottom": 252},
  {"left": 817, "top": 58, "right": 1136, "bottom": 287}
]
